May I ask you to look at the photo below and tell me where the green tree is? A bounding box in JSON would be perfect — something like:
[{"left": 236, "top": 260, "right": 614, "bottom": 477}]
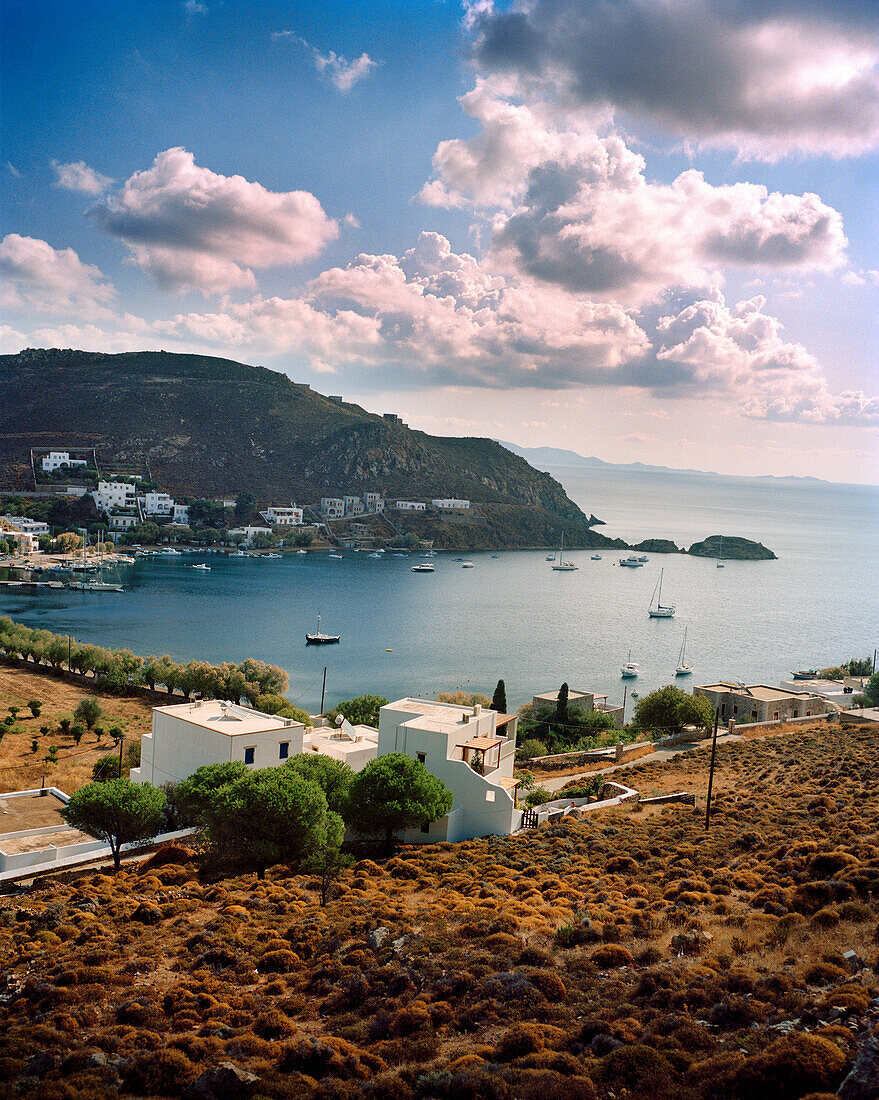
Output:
[
  {"left": 74, "top": 696, "right": 104, "bottom": 730},
  {"left": 255, "top": 693, "right": 312, "bottom": 725},
  {"left": 70, "top": 724, "right": 85, "bottom": 745},
  {"left": 324, "top": 694, "right": 388, "bottom": 728},
  {"left": 304, "top": 842, "right": 354, "bottom": 907},
  {"left": 61, "top": 779, "right": 166, "bottom": 872},
  {"left": 175, "top": 761, "right": 249, "bottom": 821},
  {"left": 847, "top": 656, "right": 874, "bottom": 676},
  {"left": 863, "top": 672, "right": 879, "bottom": 707},
  {"left": 436, "top": 690, "right": 491, "bottom": 707},
  {"left": 555, "top": 682, "right": 569, "bottom": 726},
  {"left": 345, "top": 753, "right": 453, "bottom": 853},
  {"left": 234, "top": 492, "right": 255, "bottom": 520},
  {"left": 27, "top": 699, "right": 42, "bottom": 718},
  {"left": 92, "top": 753, "right": 121, "bottom": 781},
  {"left": 199, "top": 768, "right": 343, "bottom": 879},
  {"left": 187, "top": 499, "right": 228, "bottom": 528},
  {"left": 633, "top": 685, "right": 715, "bottom": 737},
  {"left": 292, "top": 529, "right": 313, "bottom": 547},
  {"left": 491, "top": 679, "right": 507, "bottom": 713},
  {"left": 285, "top": 754, "right": 353, "bottom": 814}
]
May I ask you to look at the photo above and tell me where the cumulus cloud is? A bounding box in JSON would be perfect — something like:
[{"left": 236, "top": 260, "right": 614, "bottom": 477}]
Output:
[
  {"left": 422, "top": 85, "right": 847, "bottom": 301},
  {"left": 52, "top": 159, "right": 113, "bottom": 195},
  {"left": 656, "top": 290, "right": 879, "bottom": 424},
  {"left": 88, "top": 148, "right": 340, "bottom": 294},
  {"left": 468, "top": 0, "right": 879, "bottom": 159},
  {"left": 0, "top": 234, "right": 115, "bottom": 317},
  {"left": 274, "top": 32, "right": 378, "bottom": 92}
]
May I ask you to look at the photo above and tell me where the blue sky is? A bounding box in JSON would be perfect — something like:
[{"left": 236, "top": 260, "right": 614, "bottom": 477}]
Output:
[{"left": 2, "top": 0, "right": 877, "bottom": 483}]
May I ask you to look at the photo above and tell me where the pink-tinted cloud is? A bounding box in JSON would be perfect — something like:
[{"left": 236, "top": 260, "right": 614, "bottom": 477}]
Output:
[
  {"left": 89, "top": 148, "right": 340, "bottom": 293},
  {"left": 273, "top": 32, "right": 378, "bottom": 92},
  {"left": 51, "top": 159, "right": 113, "bottom": 195},
  {"left": 0, "top": 234, "right": 115, "bottom": 316}
]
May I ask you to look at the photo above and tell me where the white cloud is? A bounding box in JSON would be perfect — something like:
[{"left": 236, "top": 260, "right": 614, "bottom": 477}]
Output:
[
  {"left": 88, "top": 148, "right": 340, "bottom": 293},
  {"left": 273, "top": 32, "right": 378, "bottom": 92},
  {"left": 468, "top": 0, "right": 879, "bottom": 159},
  {"left": 183, "top": 0, "right": 208, "bottom": 13},
  {"left": 0, "top": 234, "right": 115, "bottom": 317},
  {"left": 656, "top": 290, "right": 879, "bottom": 425},
  {"left": 52, "top": 159, "right": 113, "bottom": 195}
]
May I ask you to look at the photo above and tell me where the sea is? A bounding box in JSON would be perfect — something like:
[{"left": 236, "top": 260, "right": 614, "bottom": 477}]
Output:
[{"left": 1, "top": 467, "right": 876, "bottom": 715}]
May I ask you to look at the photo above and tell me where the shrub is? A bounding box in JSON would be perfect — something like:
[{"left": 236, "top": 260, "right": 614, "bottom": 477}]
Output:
[
  {"left": 27, "top": 700, "right": 41, "bottom": 717},
  {"left": 597, "top": 1045, "right": 677, "bottom": 1098},
  {"left": 71, "top": 724, "right": 85, "bottom": 746},
  {"left": 74, "top": 696, "right": 103, "bottom": 730},
  {"left": 123, "top": 1049, "right": 195, "bottom": 1095},
  {"left": 496, "top": 1023, "right": 545, "bottom": 1061},
  {"left": 727, "top": 1033, "right": 846, "bottom": 1100},
  {"left": 517, "top": 739, "right": 549, "bottom": 761},
  {"left": 591, "top": 944, "right": 634, "bottom": 969},
  {"left": 524, "top": 787, "right": 554, "bottom": 808}
]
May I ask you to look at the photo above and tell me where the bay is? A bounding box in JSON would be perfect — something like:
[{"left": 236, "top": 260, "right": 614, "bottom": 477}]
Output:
[{"left": 1, "top": 467, "right": 876, "bottom": 714}]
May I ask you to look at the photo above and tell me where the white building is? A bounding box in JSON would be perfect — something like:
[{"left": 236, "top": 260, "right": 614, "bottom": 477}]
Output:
[
  {"left": 0, "top": 529, "right": 36, "bottom": 554},
  {"left": 92, "top": 480, "right": 137, "bottom": 513},
  {"left": 173, "top": 503, "right": 190, "bottom": 525},
  {"left": 431, "top": 499, "right": 470, "bottom": 510},
  {"left": 260, "top": 505, "right": 304, "bottom": 526},
  {"left": 1, "top": 516, "right": 50, "bottom": 537},
  {"left": 364, "top": 492, "right": 384, "bottom": 514},
  {"left": 321, "top": 497, "right": 345, "bottom": 518},
  {"left": 377, "top": 698, "right": 520, "bottom": 842},
  {"left": 109, "top": 513, "right": 138, "bottom": 530},
  {"left": 344, "top": 495, "right": 365, "bottom": 517},
  {"left": 395, "top": 501, "right": 427, "bottom": 512},
  {"left": 228, "top": 525, "right": 272, "bottom": 546},
  {"left": 131, "top": 701, "right": 377, "bottom": 786},
  {"left": 142, "top": 492, "right": 175, "bottom": 517},
  {"left": 41, "top": 451, "right": 87, "bottom": 473},
  {"left": 779, "top": 678, "right": 861, "bottom": 709}
]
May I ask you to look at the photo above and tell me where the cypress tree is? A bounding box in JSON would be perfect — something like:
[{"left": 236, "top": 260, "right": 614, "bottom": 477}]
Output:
[
  {"left": 491, "top": 679, "right": 507, "bottom": 713},
  {"left": 555, "top": 682, "right": 569, "bottom": 726}
]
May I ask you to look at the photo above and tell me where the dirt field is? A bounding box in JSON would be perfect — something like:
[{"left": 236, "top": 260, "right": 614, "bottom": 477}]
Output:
[{"left": 0, "top": 663, "right": 154, "bottom": 794}]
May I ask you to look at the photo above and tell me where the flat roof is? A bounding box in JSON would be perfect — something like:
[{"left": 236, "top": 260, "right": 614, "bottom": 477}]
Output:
[
  {"left": 0, "top": 790, "right": 70, "bottom": 834},
  {"left": 155, "top": 700, "right": 295, "bottom": 736},
  {"left": 698, "top": 683, "right": 813, "bottom": 701},
  {"left": 533, "top": 689, "right": 592, "bottom": 703}
]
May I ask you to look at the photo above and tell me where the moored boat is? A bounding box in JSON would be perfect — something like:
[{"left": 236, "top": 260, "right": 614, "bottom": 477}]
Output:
[{"left": 305, "top": 613, "right": 340, "bottom": 645}]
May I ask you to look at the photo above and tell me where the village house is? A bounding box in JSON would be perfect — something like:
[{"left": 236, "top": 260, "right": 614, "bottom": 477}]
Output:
[
  {"left": 259, "top": 505, "right": 304, "bottom": 526},
  {"left": 363, "top": 492, "right": 384, "bottom": 514},
  {"left": 1, "top": 515, "right": 50, "bottom": 537},
  {"left": 141, "top": 491, "right": 175, "bottom": 517},
  {"left": 108, "top": 513, "right": 138, "bottom": 531},
  {"left": 377, "top": 698, "right": 520, "bottom": 842},
  {"left": 395, "top": 501, "right": 427, "bottom": 512},
  {"left": 92, "top": 480, "right": 137, "bottom": 513},
  {"left": 344, "top": 495, "right": 365, "bottom": 517},
  {"left": 41, "top": 451, "right": 87, "bottom": 473},
  {"left": 131, "top": 700, "right": 378, "bottom": 786},
  {"left": 530, "top": 687, "right": 625, "bottom": 728},
  {"left": 778, "top": 677, "right": 862, "bottom": 709},
  {"left": 431, "top": 498, "right": 470, "bottom": 510},
  {"left": 320, "top": 497, "right": 345, "bottom": 519},
  {"left": 694, "top": 682, "right": 830, "bottom": 723},
  {"left": 228, "top": 525, "right": 272, "bottom": 546}
]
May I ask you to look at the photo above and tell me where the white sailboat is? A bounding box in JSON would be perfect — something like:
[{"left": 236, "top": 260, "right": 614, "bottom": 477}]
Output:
[
  {"left": 716, "top": 535, "right": 725, "bottom": 568},
  {"left": 551, "top": 532, "right": 578, "bottom": 571},
  {"left": 675, "top": 627, "right": 694, "bottom": 676},
  {"left": 621, "top": 650, "right": 639, "bottom": 678},
  {"left": 305, "top": 613, "right": 340, "bottom": 645},
  {"left": 648, "top": 569, "right": 675, "bottom": 618}
]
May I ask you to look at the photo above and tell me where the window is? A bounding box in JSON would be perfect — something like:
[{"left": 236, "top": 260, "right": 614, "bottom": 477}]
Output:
[
  {"left": 732, "top": 705, "right": 738, "bottom": 715},
  {"left": 773, "top": 712, "right": 779, "bottom": 721},
  {"left": 244, "top": 747, "right": 255, "bottom": 765},
  {"left": 420, "top": 821, "right": 430, "bottom": 834},
  {"left": 279, "top": 741, "right": 289, "bottom": 760},
  {"left": 416, "top": 752, "right": 426, "bottom": 765}
]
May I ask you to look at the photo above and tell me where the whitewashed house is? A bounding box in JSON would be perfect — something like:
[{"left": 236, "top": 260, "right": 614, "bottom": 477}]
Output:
[
  {"left": 431, "top": 499, "right": 470, "bottom": 510},
  {"left": 142, "top": 492, "right": 175, "bottom": 517},
  {"left": 260, "top": 505, "right": 304, "bottom": 526},
  {"left": 395, "top": 501, "right": 426, "bottom": 512},
  {"left": 41, "top": 451, "right": 86, "bottom": 473},
  {"left": 92, "top": 480, "right": 137, "bottom": 513},
  {"left": 131, "top": 701, "right": 377, "bottom": 786},
  {"left": 377, "top": 698, "right": 520, "bottom": 842},
  {"left": 173, "top": 503, "right": 190, "bottom": 525},
  {"left": 228, "top": 525, "right": 272, "bottom": 546},
  {"left": 1, "top": 516, "right": 50, "bottom": 537}
]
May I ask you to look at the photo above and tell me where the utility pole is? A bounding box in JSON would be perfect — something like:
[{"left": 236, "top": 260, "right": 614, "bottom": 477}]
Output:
[
  {"left": 117, "top": 734, "right": 126, "bottom": 778},
  {"left": 320, "top": 666, "right": 327, "bottom": 715},
  {"left": 622, "top": 684, "right": 627, "bottom": 723},
  {"left": 67, "top": 634, "right": 71, "bottom": 674},
  {"left": 705, "top": 708, "right": 719, "bottom": 831}
]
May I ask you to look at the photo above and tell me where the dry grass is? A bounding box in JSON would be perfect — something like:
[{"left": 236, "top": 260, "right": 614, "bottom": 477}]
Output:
[
  {"left": 0, "top": 662, "right": 153, "bottom": 793},
  {"left": 0, "top": 724, "right": 877, "bottom": 1099}
]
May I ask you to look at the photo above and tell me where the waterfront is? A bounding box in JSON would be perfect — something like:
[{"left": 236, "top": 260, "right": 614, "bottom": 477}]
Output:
[{"left": 1, "top": 468, "right": 876, "bottom": 713}]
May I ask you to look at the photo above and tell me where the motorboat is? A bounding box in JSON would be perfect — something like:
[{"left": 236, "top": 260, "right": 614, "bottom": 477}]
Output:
[
  {"left": 675, "top": 627, "right": 694, "bottom": 676},
  {"left": 368, "top": 551, "right": 383, "bottom": 559},
  {"left": 411, "top": 562, "right": 435, "bottom": 572},
  {"left": 591, "top": 554, "right": 602, "bottom": 560},
  {"left": 329, "top": 553, "right": 343, "bottom": 559},
  {"left": 621, "top": 650, "right": 639, "bottom": 678},
  {"left": 618, "top": 555, "right": 644, "bottom": 567},
  {"left": 636, "top": 554, "right": 649, "bottom": 562},
  {"left": 68, "top": 580, "right": 123, "bottom": 592},
  {"left": 716, "top": 535, "right": 725, "bottom": 567},
  {"left": 648, "top": 569, "right": 676, "bottom": 618},
  {"left": 305, "top": 613, "right": 340, "bottom": 645},
  {"left": 461, "top": 560, "right": 475, "bottom": 568},
  {"left": 191, "top": 563, "right": 210, "bottom": 571}
]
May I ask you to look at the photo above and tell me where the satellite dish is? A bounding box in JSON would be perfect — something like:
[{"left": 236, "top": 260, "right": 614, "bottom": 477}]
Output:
[{"left": 335, "top": 714, "right": 344, "bottom": 726}]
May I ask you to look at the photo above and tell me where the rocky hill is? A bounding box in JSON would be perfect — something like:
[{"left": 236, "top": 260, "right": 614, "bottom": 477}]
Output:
[{"left": 0, "top": 348, "right": 609, "bottom": 548}]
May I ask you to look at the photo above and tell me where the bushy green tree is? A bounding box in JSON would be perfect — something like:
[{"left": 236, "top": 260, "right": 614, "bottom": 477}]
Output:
[
  {"left": 92, "top": 753, "right": 122, "bottom": 781},
  {"left": 863, "top": 672, "right": 879, "bottom": 707},
  {"left": 633, "top": 685, "right": 715, "bottom": 737},
  {"left": 345, "top": 753, "right": 453, "bottom": 853},
  {"left": 61, "top": 780, "right": 166, "bottom": 872},
  {"left": 325, "top": 694, "right": 388, "bottom": 727},
  {"left": 175, "top": 761, "right": 249, "bottom": 821},
  {"left": 255, "top": 694, "right": 312, "bottom": 724},
  {"left": 285, "top": 754, "right": 353, "bottom": 814},
  {"left": 199, "top": 768, "right": 343, "bottom": 879},
  {"left": 74, "top": 696, "right": 103, "bottom": 730}
]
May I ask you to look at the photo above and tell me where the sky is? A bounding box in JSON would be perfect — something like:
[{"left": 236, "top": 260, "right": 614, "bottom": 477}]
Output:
[{"left": 1, "top": 0, "right": 877, "bottom": 484}]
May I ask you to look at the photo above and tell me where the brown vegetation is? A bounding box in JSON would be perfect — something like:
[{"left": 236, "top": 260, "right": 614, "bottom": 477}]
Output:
[{"left": 0, "top": 724, "right": 877, "bottom": 1098}]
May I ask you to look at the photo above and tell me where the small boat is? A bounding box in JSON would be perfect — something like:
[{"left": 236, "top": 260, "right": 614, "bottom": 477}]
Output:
[
  {"left": 591, "top": 554, "right": 602, "bottom": 560},
  {"left": 191, "top": 563, "right": 211, "bottom": 571},
  {"left": 329, "top": 553, "right": 343, "bottom": 559},
  {"left": 551, "top": 533, "right": 578, "bottom": 571},
  {"left": 631, "top": 691, "right": 639, "bottom": 699},
  {"left": 368, "top": 551, "right": 383, "bottom": 559},
  {"left": 491, "top": 554, "right": 499, "bottom": 559},
  {"left": 424, "top": 550, "right": 436, "bottom": 556},
  {"left": 297, "top": 549, "right": 308, "bottom": 554},
  {"left": 791, "top": 669, "right": 818, "bottom": 680},
  {"left": 675, "top": 627, "right": 694, "bottom": 676},
  {"left": 648, "top": 569, "right": 675, "bottom": 618},
  {"left": 545, "top": 554, "right": 556, "bottom": 561},
  {"left": 618, "top": 555, "right": 644, "bottom": 567},
  {"left": 453, "top": 557, "right": 465, "bottom": 562},
  {"left": 411, "top": 563, "right": 435, "bottom": 573},
  {"left": 621, "top": 650, "right": 639, "bottom": 678},
  {"left": 68, "top": 580, "right": 123, "bottom": 592},
  {"left": 716, "top": 535, "right": 725, "bottom": 568},
  {"left": 264, "top": 553, "right": 281, "bottom": 559},
  {"left": 461, "top": 561, "right": 475, "bottom": 568},
  {"left": 305, "top": 613, "right": 340, "bottom": 645},
  {"left": 636, "top": 554, "right": 648, "bottom": 562}
]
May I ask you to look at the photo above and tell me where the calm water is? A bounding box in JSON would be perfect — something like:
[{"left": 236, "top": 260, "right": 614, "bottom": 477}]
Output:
[{"left": 2, "top": 468, "right": 876, "bottom": 714}]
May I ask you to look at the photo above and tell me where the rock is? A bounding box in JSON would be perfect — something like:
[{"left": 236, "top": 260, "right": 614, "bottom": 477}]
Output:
[
  {"left": 86, "top": 1052, "right": 108, "bottom": 1068},
  {"left": 768, "top": 1021, "right": 798, "bottom": 1035},
  {"left": 838, "top": 1033, "right": 879, "bottom": 1100},
  {"left": 589, "top": 1034, "right": 623, "bottom": 1056},
  {"left": 22, "top": 1051, "right": 59, "bottom": 1077},
  {"left": 131, "top": 902, "right": 162, "bottom": 924},
  {"left": 367, "top": 927, "right": 390, "bottom": 950},
  {"left": 843, "top": 950, "right": 866, "bottom": 972},
  {"left": 182, "top": 1062, "right": 259, "bottom": 1100}
]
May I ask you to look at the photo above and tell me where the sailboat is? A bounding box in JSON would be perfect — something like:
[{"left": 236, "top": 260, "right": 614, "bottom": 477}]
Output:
[
  {"left": 305, "top": 613, "right": 340, "bottom": 645},
  {"left": 716, "top": 535, "right": 725, "bottom": 568},
  {"left": 675, "top": 627, "right": 694, "bottom": 676},
  {"left": 621, "top": 650, "right": 639, "bottom": 678},
  {"left": 647, "top": 568, "right": 675, "bottom": 618},
  {"left": 551, "top": 532, "right": 578, "bottom": 571}
]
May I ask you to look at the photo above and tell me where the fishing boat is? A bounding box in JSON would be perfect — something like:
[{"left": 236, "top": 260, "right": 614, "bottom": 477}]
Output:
[
  {"left": 68, "top": 579, "right": 123, "bottom": 592},
  {"left": 675, "top": 627, "right": 694, "bottom": 675},
  {"left": 618, "top": 555, "right": 644, "bottom": 567},
  {"left": 368, "top": 551, "right": 383, "bottom": 559},
  {"left": 191, "top": 563, "right": 210, "bottom": 571},
  {"left": 551, "top": 533, "right": 578, "bottom": 571},
  {"left": 648, "top": 569, "right": 676, "bottom": 618},
  {"left": 591, "top": 554, "right": 602, "bottom": 560},
  {"left": 461, "top": 561, "right": 475, "bottom": 568},
  {"left": 305, "top": 613, "right": 340, "bottom": 645},
  {"left": 545, "top": 553, "right": 556, "bottom": 561},
  {"left": 410, "top": 562, "right": 435, "bottom": 573},
  {"left": 329, "top": 553, "right": 343, "bottom": 559},
  {"left": 491, "top": 554, "right": 499, "bottom": 559},
  {"left": 620, "top": 650, "right": 639, "bottom": 678}
]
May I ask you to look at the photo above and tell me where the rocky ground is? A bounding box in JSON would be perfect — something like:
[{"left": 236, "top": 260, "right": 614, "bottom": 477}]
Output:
[{"left": 0, "top": 723, "right": 877, "bottom": 1098}]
